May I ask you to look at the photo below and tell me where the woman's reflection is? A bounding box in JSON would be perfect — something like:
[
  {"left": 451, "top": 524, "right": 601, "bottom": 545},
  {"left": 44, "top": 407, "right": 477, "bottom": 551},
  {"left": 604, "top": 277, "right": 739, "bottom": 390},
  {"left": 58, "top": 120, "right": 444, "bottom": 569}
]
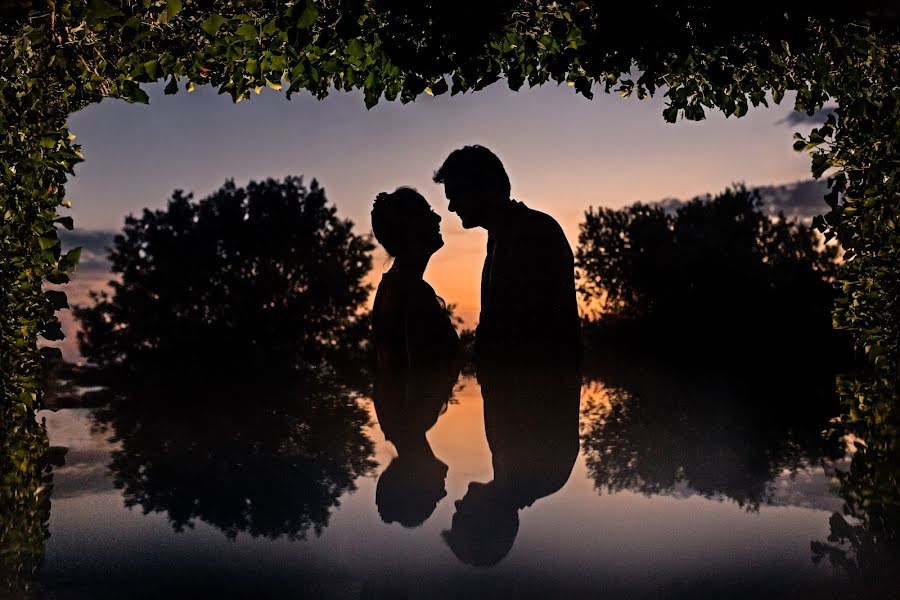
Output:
[
  {"left": 370, "top": 187, "right": 463, "bottom": 527},
  {"left": 373, "top": 368, "right": 458, "bottom": 527},
  {"left": 443, "top": 367, "right": 581, "bottom": 566}
]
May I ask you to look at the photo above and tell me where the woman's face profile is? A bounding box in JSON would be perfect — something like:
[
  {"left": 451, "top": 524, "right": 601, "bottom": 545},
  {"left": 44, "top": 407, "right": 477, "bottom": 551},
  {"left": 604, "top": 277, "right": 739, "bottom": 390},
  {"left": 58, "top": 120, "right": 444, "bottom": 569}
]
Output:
[{"left": 402, "top": 197, "right": 444, "bottom": 257}]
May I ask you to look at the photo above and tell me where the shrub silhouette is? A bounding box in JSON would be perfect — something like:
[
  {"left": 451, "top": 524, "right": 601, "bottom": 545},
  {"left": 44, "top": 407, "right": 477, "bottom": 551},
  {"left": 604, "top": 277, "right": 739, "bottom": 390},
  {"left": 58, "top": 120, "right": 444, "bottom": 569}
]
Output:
[{"left": 75, "top": 177, "right": 373, "bottom": 378}]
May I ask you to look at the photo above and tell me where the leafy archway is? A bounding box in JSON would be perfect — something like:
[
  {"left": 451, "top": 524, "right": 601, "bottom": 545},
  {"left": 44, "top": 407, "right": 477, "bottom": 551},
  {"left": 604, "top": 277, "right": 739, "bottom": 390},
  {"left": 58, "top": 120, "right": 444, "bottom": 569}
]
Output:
[{"left": 1, "top": 0, "right": 898, "bottom": 589}]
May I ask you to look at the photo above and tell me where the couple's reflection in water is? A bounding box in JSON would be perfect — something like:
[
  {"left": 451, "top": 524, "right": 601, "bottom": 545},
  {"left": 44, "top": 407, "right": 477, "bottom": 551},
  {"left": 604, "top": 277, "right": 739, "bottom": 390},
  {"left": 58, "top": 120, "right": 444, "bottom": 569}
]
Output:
[{"left": 373, "top": 356, "right": 580, "bottom": 566}]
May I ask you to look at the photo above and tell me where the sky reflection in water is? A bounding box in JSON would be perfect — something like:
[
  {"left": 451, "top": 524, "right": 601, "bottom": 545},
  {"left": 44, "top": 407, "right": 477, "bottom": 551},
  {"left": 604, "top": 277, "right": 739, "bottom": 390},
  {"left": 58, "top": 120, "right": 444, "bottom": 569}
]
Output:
[{"left": 36, "top": 369, "right": 850, "bottom": 599}]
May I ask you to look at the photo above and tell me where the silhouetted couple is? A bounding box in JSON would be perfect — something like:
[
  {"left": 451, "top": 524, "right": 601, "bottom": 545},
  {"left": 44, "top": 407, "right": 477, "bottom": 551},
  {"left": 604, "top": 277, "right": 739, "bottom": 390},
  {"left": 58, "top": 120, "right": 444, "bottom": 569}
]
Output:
[{"left": 371, "top": 145, "right": 581, "bottom": 565}]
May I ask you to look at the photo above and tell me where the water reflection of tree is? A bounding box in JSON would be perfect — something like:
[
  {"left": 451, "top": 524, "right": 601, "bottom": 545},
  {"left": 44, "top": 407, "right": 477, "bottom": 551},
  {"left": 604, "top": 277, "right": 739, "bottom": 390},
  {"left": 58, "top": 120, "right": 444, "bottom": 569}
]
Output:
[
  {"left": 580, "top": 358, "right": 845, "bottom": 510},
  {"left": 91, "top": 378, "right": 377, "bottom": 541}
]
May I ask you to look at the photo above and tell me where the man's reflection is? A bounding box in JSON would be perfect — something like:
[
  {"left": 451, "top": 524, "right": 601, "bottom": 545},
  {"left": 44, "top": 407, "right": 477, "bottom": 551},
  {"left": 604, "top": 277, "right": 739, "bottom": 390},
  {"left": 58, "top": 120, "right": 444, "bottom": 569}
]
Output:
[{"left": 443, "top": 366, "right": 581, "bottom": 566}]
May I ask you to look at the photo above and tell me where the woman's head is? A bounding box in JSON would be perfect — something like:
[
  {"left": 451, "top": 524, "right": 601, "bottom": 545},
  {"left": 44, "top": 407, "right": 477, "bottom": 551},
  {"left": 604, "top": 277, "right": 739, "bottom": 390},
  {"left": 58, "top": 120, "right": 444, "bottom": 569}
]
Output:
[
  {"left": 376, "top": 453, "right": 449, "bottom": 528},
  {"left": 371, "top": 187, "right": 443, "bottom": 259}
]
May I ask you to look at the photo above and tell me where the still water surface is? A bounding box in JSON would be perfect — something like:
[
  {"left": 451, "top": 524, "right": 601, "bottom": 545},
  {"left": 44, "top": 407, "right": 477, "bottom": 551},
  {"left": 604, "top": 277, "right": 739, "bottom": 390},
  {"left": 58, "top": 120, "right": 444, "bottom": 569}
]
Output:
[{"left": 37, "top": 375, "right": 848, "bottom": 599}]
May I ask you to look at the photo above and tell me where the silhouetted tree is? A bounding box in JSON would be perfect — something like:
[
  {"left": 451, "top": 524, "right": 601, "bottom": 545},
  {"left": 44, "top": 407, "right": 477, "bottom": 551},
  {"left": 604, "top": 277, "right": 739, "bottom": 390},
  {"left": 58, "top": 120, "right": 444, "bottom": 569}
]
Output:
[
  {"left": 75, "top": 177, "right": 374, "bottom": 378},
  {"left": 576, "top": 185, "right": 842, "bottom": 364}
]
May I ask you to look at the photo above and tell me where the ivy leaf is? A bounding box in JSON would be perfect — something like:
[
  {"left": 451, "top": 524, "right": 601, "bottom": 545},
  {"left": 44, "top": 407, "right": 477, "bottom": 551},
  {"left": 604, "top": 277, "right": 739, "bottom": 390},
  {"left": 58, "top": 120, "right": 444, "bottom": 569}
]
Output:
[
  {"left": 38, "top": 235, "right": 59, "bottom": 250},
  {"left": 143, "top": 59, "right": 160, "bottom": 80},
  {"left": 61, "top": 247, "right": 82, "bottom": 273},
  {"left": 346, "top": 39, "right": 365, "bottom": 59},
  {"left": 41, "top": 321, "right": 65, "bottom": 341},
  {"left": 430, "top": 78, "right": 449, "bottom": 96},
  {"left": 296, "top": 1, "right": 319, "bottom": 29},
  {"left": 167, "top": 0, "right": 182, "bottom": 20},
  {"left": 127, "top": 86, "right": 150, "bottom": 104},
  {"left": 41, "top": 347, "right": 63, "bottom": 360},
  {"left": 55, "top": 216, "right": 74, "bottom": 230},
  {"left": 201, "top": 15, "right": 228, "bottom": 36},
  {"left": 45, "top": 290, "right": 69, "bottom": 311},
  {"left": 87, "top": 0, "right": 124, "bottom": 21},
  {"left": 235, "top": 23, "right": 258, "bottom": 39}
]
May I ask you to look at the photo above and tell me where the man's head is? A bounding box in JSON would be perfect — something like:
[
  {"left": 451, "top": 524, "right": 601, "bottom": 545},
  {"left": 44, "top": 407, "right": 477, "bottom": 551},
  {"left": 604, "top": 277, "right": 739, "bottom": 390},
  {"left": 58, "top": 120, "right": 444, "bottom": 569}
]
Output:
[
  {"left": 441, "top": 481, "right": 519, "bottom": 567},
  {"left": 433, "top": 145, "right": 511, "bottom": 229}
]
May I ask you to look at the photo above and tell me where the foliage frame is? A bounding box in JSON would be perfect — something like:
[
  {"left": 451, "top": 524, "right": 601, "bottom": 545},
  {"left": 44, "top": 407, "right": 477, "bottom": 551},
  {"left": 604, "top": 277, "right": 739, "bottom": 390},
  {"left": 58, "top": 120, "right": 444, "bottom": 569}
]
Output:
[{"left": 1, "top": 0, "right": 898, "bottom": 589}]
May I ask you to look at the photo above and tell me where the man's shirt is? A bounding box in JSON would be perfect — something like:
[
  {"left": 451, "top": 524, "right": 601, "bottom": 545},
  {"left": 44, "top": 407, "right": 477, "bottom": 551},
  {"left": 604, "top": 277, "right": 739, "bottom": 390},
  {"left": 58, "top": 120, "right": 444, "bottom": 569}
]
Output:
[{"left": 476, "top": 200, "right": 581, "bottom": 369}]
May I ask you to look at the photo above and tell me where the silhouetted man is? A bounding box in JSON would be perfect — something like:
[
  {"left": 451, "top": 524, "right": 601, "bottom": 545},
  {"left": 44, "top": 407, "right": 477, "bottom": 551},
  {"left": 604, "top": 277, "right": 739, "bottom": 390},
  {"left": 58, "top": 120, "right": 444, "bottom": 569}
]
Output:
[{"left": 433, "top": 145, "right": 580, "bottom": 369}]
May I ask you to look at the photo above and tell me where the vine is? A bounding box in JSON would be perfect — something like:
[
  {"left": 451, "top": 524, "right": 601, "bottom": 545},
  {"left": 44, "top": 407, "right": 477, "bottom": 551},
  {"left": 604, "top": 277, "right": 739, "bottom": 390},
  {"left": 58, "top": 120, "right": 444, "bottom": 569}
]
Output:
[{"left": 1, "top": 1, "right": 897, "bottom": 588}]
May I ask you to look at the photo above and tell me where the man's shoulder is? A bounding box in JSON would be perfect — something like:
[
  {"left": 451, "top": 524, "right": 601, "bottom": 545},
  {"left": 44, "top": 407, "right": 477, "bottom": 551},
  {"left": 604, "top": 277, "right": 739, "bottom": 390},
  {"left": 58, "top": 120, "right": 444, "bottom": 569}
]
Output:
[{"left": 511, "top": 201, "right": 567, "bottom": 241}]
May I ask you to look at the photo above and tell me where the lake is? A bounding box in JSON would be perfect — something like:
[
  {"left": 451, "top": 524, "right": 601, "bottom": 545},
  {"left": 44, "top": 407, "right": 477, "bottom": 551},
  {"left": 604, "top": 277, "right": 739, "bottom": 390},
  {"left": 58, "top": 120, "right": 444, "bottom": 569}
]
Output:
[{"left": 31, "top": 368, "right": 858, "bottom": 599}]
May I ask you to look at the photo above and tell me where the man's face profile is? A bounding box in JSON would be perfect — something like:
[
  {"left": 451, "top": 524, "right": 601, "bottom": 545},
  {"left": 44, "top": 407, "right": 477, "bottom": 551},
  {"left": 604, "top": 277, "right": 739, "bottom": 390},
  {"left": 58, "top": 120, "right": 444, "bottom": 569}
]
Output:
[{"left": 444, "top": 179, "right": 484, "bottom": 229}]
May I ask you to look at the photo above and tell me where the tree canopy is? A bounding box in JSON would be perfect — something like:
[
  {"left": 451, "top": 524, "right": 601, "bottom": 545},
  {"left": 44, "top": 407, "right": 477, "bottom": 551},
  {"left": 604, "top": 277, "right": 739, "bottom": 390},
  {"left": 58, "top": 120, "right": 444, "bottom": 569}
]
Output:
[
  {"left": 75, "top": 176, "right": 373, "bottom": 377},
  {"left": 576, "top": 186, "right": 843, "bottom": 362}
]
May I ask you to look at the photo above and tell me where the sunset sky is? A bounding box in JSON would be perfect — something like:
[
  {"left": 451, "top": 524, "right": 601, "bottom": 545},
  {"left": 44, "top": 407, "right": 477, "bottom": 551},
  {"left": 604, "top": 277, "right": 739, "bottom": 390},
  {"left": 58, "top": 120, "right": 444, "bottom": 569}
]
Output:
[{"left": 54, "top": 81, "right": 826, "bottom": 359}]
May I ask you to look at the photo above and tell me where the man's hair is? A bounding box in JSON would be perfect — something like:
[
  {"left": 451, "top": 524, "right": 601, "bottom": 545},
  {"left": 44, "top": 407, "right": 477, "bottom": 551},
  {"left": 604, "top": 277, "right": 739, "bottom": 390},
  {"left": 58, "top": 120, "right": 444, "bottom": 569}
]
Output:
[{"left": 433, "top": 145, "right": 511, "bottom": 199}]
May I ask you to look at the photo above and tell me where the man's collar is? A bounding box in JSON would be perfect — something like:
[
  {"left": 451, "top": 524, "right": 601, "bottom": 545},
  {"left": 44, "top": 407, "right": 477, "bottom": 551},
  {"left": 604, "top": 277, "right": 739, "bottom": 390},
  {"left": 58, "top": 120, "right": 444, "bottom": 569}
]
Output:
[{"left": 486, "top": 199, "right": 524, "bottom": 234}]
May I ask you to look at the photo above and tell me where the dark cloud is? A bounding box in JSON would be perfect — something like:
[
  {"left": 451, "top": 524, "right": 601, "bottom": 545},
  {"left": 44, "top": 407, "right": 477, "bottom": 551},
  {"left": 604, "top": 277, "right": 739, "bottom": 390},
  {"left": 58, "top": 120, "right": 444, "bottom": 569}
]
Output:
[
  {"left": 645, "top": 180, "right": 830, "bottom": 222},
  {"left": 58, "top": 229, "right": 115, "bottom": 273},
  {"left": 776, "top": 105, "right": 838, "bottom": 126},
  {"left": 754, "top": 180, "right": 830, "bottom": 221}
]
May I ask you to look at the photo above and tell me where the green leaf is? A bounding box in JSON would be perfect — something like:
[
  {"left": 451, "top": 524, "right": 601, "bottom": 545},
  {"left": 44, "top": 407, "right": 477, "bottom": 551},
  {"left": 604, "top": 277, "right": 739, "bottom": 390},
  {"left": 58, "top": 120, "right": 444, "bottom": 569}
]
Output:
[
  {"left": 55, "top": 216, "right": 74, "bottom": 230},
  {"left": 62, "top": 247, "right": 82, "bottom": 272},
  {"left": 128, "top": 86, "right": 150, "bottom": 104},
  {"left": 143, "top": 59, "right": 160, "bottom": 80},
  {"left": 38, "top": 236, "right": 59, "bottom": 251},
  {"left": 269, "top": 54, "right": 286, "bottom": 73},
  {"left": 201, "top": 15, "right": 228, "bottom": 36},
  {"left": 235, "top": 23, "right": 258, "bottom": 39},
  {"left": 296, "top": 1, "right": 318, "bottom": 29},
  {"left": 88, "top": 0, "right": 124, "bottom": 20},
  {"left": 41, "top": 347, "right": 63, "bottom": 360},
  {"left": 45, "top": 290, "right": 69, "bottom": 310},
  {"left": 346, "top": 38, "right": 365, "bottom": 59},
  {"left": 41, "top": 321, "right": 65, "bottom": 341},
  {"left": 166, "top": 0, "right": 182, "bottom": 20},
  {"left": 430, "top": 78, "right": 449, "bottom": 96}
]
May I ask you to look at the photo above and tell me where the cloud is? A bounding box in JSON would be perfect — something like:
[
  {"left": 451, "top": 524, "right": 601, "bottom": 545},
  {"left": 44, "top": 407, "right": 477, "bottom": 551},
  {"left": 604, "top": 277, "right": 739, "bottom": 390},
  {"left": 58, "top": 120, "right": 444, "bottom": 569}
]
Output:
[
  {"left": 58, "top": 229, "right": 115, "bottom": 273},
  {"left": 776, "top": 105, "right": 838, "bottom": 126},
  {"left": 754, "top": 180, "right": 830, "bottom": 221},
  {"left": 643, "top": 180, "right": 830, "bottom": 223}
]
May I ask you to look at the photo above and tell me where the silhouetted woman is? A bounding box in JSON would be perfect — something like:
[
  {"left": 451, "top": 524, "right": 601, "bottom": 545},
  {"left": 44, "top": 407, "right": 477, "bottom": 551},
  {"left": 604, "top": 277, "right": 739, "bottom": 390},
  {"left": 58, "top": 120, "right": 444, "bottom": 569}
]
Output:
[{"left": 370, "top": 187, "right": 461, "bottom": 527}]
